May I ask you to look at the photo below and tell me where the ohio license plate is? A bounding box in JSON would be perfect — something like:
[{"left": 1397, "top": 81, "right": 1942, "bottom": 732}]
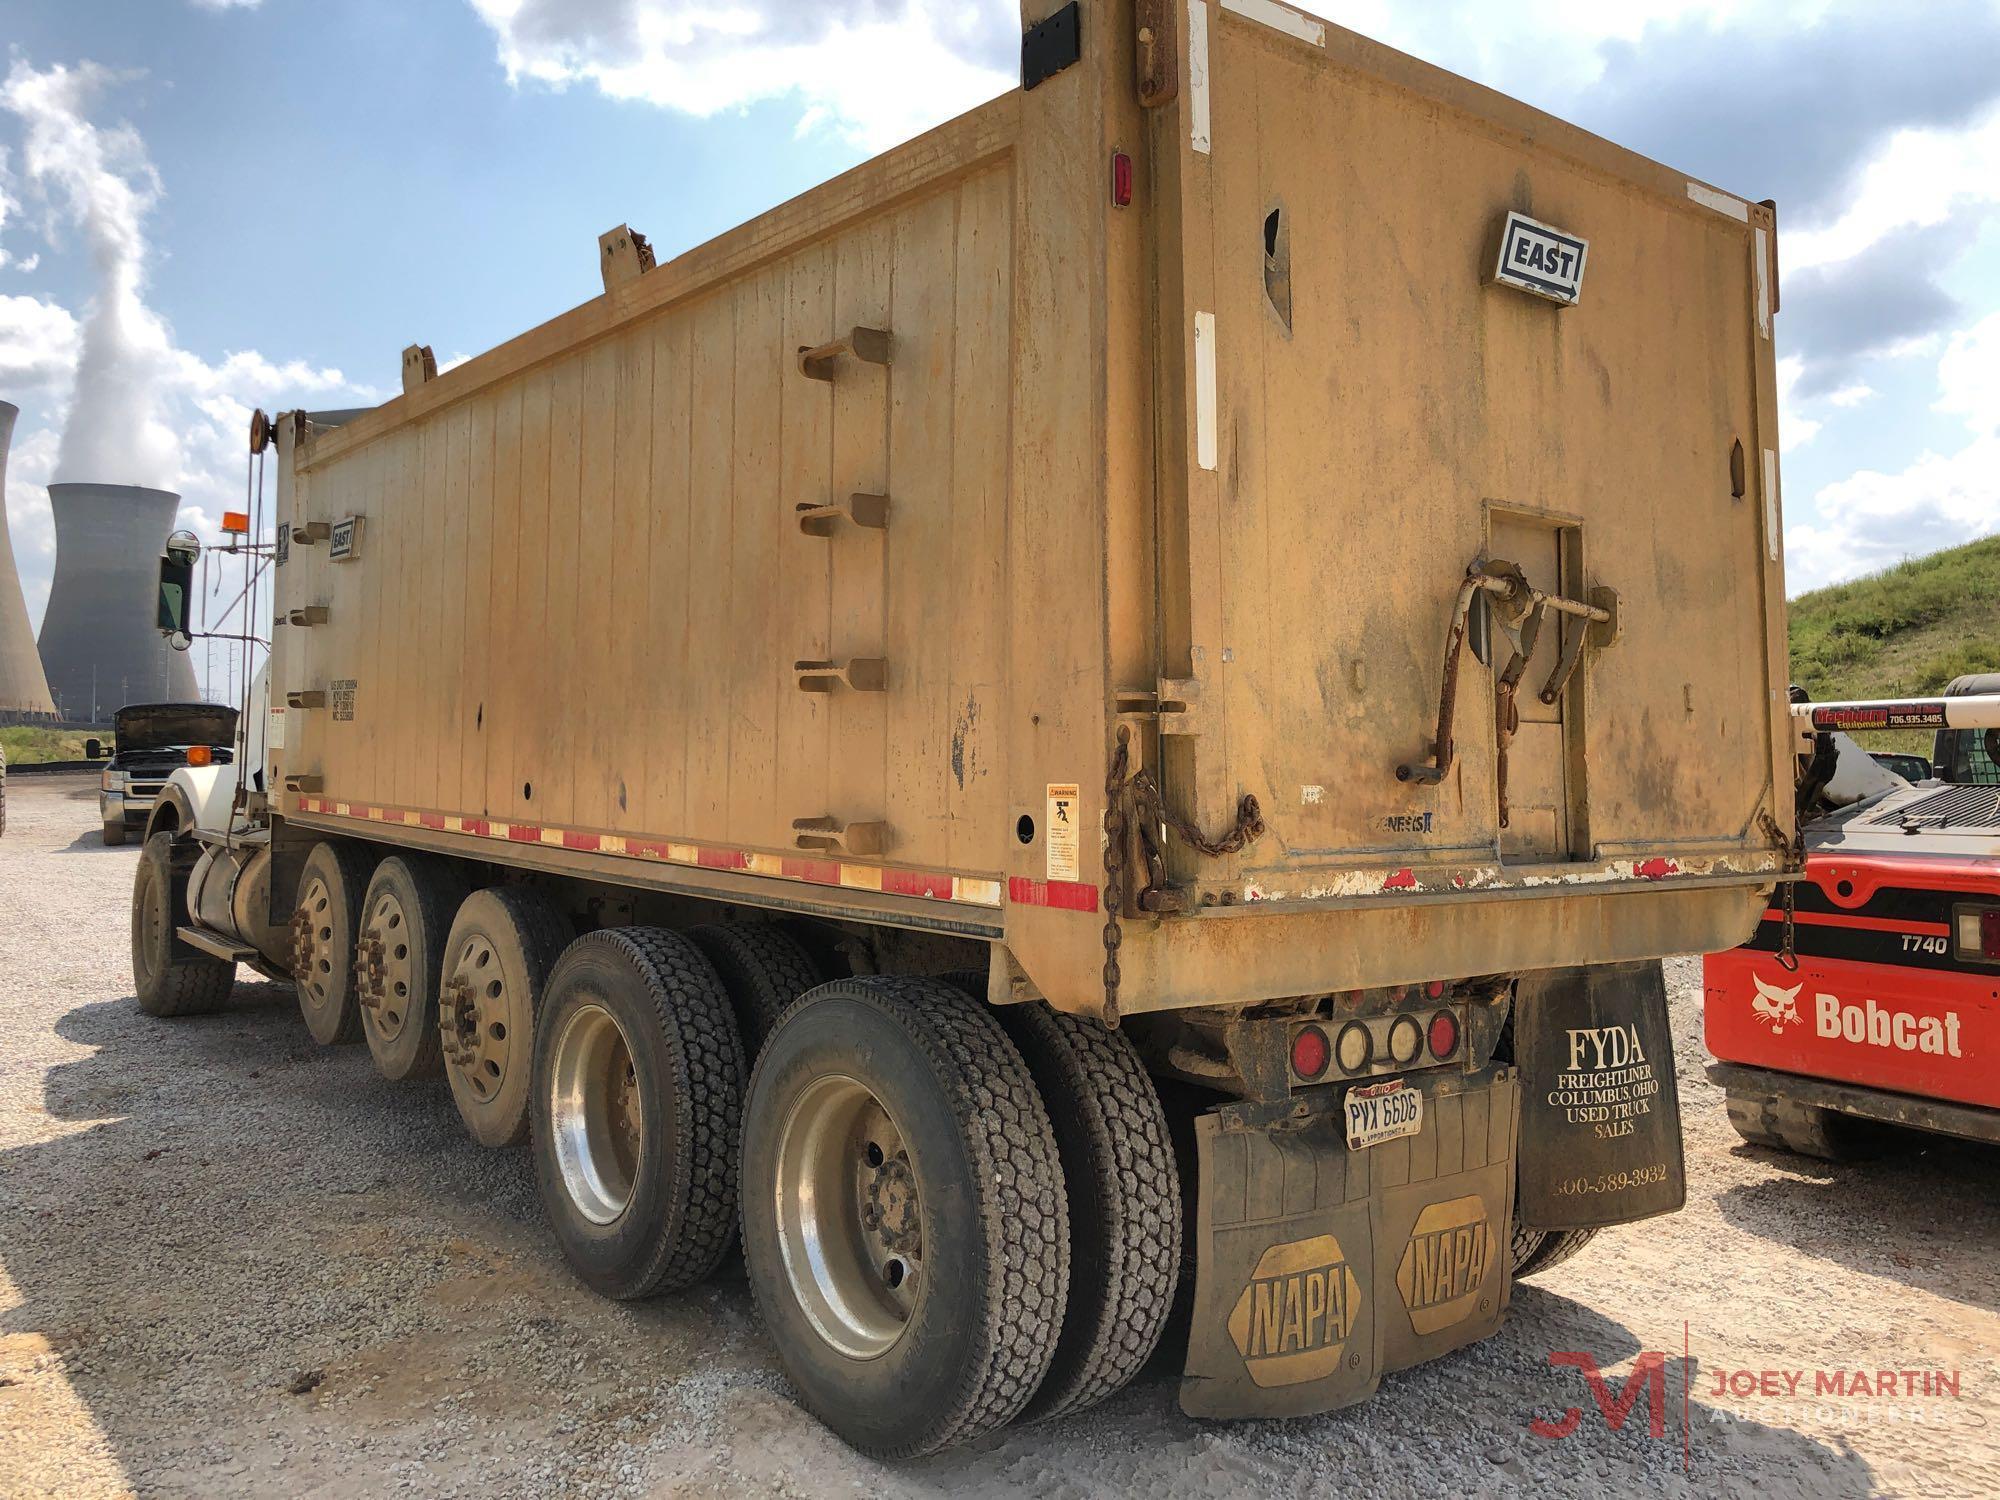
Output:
[{"left": 1345, "top": 1079, "right": 1423, "bottom": 1150}]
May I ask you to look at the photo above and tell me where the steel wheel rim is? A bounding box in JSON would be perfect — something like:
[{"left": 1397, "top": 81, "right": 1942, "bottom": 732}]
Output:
[
  {"left": 549, "top": 1001, "right": 642, "bottom": 1225},
  {"left": 773, "top": 1074, "right": 923, "bottom": 1360},
  {"left": 443, "top": 933, "right": 513, "bottom": 1100},
  {"left": 136, "top": 858, "right": 167, "bottom": 984},
  {"left": 363, "top": 891, "right": 415, "bottom": 1039},
  {"left": 297, "top": 874, "right": 337, "bottom": 1012}
]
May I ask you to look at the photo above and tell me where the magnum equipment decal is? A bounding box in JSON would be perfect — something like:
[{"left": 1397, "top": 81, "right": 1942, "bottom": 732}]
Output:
[
  {"left": 1226, "top": 1234, "right": 1363, "bottom": 1388},
  {"left": 1396, "top": 1196, "right": 1498, "bottom": 1335}
]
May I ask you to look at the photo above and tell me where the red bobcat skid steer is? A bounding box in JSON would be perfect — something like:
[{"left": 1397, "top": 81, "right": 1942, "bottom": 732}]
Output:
[{"left": 1705, "top": 677, "right": 2000, "bottom": 1155}]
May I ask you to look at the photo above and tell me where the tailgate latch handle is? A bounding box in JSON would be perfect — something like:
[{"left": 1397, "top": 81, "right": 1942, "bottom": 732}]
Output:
[{"left": 1397, "top": 559, "right": 1617, "bottom": 788}]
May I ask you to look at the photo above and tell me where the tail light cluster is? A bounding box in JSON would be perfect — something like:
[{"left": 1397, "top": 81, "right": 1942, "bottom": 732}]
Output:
[
  {"left": 1290, "top": 998, "right": 1462, "bottom": 1085},
  {"left": 1955, "top": 904, "right": 2000, "bottom": 964}
]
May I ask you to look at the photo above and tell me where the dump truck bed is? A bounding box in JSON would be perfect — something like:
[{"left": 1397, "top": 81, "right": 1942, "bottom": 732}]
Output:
[{"left": 271, "top": 1, "right": 1789, "bottom": 1018}]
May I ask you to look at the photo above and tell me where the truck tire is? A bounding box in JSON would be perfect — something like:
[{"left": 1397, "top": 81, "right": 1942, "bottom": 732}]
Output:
[
  {"left": 1510, "top": 1224, "right": 1599, "bottom": 1280},
  {"left": 441, "top": 886, "right": 573, "bottom": 1147},
  {"left": 131, "top": 831, "right": 236, "bottom": 1016},
  {"left": 531, "top": 927, "right": 746, "bottom": 1299},
  {"left": 356, "top": 854, "right": 468, "bottom": 1082},
  {"left": 740, "top": 976, "right": 1069, "bottom": 1458},
  {"left": 994, "top": 1001, "right": 1181, "bottom": 1422},
  {"left": 102, "top": 819, "right": 128, "bottom": 847},
  {"left": 291, "top": 840, "right": 375, "bottom": 1045},
  {"left": 686, "top": 922, "right": 824, "bottom": 1054}
]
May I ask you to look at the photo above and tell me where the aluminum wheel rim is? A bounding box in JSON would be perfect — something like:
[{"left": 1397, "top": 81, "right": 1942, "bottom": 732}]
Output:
[
  {"left": 297, "top": 873, "right": 338, "bottom": 1012},
  {"left": 549, "top": 1002, "right": 642, "bottom": 1225},
  {"left": 773, "top": 1074, "right": 923, "bottom": 1360},
  {"left": 362, "top": 891, "right": 415, "bottom": 1039},
  {"left": 442, "top": 932, "right": 513, "bottom": 1100}
]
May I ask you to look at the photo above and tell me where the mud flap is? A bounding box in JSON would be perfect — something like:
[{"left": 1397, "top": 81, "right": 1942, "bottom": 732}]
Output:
[
  {"left": 1514, "top": 960, "right": 1686, "bottom": 1230},
  {"left": 1180, "top": 1069, "right": 1519, "bottom": 1419}
]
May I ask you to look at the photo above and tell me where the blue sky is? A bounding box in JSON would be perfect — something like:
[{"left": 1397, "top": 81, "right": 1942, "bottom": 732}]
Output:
[{"left": 3, "top": 0, "right": 1999, "bottom": 691}]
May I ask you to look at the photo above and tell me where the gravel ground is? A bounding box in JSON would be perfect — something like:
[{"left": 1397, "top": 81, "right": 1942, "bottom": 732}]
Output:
[{"left": 2, "top": 770, "right": 1996, "bottom": 1498}]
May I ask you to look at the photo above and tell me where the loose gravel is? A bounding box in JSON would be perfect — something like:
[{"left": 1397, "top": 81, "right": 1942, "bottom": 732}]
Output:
[{"left": 2, "top": 771, "right": 1996, "bottom": 1497}]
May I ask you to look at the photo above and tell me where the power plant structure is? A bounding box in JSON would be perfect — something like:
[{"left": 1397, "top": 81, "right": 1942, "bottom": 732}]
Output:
[
  {"left": 0, "top": 401, "right": 59, "bottom": 723},
  {"left": 37, "top": 480, "right": 200, "bottom": 723}
]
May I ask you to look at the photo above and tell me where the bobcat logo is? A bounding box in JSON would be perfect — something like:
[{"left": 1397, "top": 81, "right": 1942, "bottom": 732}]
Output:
[{"left": 1751, "top": 974, "right": 1804, "bottom": 1034}]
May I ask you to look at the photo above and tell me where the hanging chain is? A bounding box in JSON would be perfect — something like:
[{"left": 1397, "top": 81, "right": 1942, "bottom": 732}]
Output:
[
  {"left": 1100, "top": 727, "right": 1267, "bottom": 1019},
  {"left": 1101, "top": 732, "right": 1132, "bottom": 1022},
  {"left": 1756, "top": 807, "right": 1806, "bottom": 972}
]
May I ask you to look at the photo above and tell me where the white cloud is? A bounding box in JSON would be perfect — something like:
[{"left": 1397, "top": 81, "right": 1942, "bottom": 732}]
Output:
[
  {"left": 0, "top": 59, "right": 382, "bottom": 648},
  {"left": 1785, "top": 312, "right": 2000, "bottom": 591},
  {"left": 467, "top": 0, "right": 1017, "bottom": 150},
  {"left": 1783, "top": 104, "right": 2000, "bottom": 274},
  {"left": 188, "top": 1, "right": 262, "bottom": 10},
  {"left": 1776, "top": 355, "right": 1821, "bottom": 452},
  {"left": 0, "top": 293, "right": 80, "bottom": 389}
]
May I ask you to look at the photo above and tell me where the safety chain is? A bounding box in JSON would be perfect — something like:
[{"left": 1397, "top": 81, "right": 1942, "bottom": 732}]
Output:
[
  {"left": 1101, "top": 734, "right": 1131, "bottom": 1022},
  {"left": 1756, "top": 808, "right": 1807, "bottom": 972},
  {"left": 1101, "top": 727, "right": 1267, "bottom": 1019}
]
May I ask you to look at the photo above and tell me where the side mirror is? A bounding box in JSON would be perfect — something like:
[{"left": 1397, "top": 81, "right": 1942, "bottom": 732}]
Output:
[
  {"left": 158, "top": 530, "right": 199, "bottom": 643},
  {"left": 85, "top": 738, "right": 103, "bottom": 760}
]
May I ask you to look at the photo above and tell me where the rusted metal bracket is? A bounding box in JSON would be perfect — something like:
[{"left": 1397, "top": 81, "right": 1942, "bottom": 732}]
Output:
[
  {"left": 792, "top": 817, "right": 893, "bottom": 857},
  {"left": 286, "top": 689, "right": 326, "bottom": 710},
  {"left": 401, "top": 344, "right": 437, "bottom": 396},
  {"left": 1134, "top": 0, "right": 1181, "bottom": 106},
  {"left": 290, "top": 521, "right": 332, "bottom": 546},
  {"left": 795, "top": 493, "right": 890, "bottom": 536},
  {"left": 1112, "top": 677, "right": 1203, "bottom": 734},
  {"left": 1399, "top": 557, "right": 1615, "bottom": 787},
  {"left": 598, "top": 223, "right": 656, "bottom": 292},
  {"left": 794, "top": 658, "right": 889, "bottom": 693},
  {"left": 285, "top": 605, "right": 330, "bottom": 628},
  {"left": 797, "top": 327, "right": 891, "bottom": 382}
]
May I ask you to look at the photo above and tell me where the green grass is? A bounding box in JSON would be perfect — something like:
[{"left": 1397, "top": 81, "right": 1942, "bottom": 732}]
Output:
[
  {"left": 0, "top": 725, "right": 101, "bottom": 765},
  {"left": 1789, "top": 532, "right": 2000, "bottom": 755}
]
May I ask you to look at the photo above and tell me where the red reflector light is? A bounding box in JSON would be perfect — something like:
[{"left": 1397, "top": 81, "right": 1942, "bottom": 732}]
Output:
[
  {"left": 1291, "top": 1023, "right": 1331, "bottom": 1081},
  {"left": 1427, "top": 1009, "right": 1459, "bottom": 1060},
  {"left": 1985, "top": 910, "right": 2000, "bottom": 960},
  {"left": 1112, "top": 150, "right": 1133, "bottom": 207},
  {"left": 1425, "top": 979, "right": 1446, "bottom": 999}
]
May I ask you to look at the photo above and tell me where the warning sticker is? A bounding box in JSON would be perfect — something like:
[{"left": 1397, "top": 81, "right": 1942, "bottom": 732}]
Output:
[
  {"left": 268, "top": 706, "right": 286, "bottom": 750},
  {"left": 1045, "top": 783, "right": 1081, "bottom": 883}
]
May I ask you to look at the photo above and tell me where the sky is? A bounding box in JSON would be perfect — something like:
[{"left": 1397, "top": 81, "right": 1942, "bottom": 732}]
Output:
[{"left": 2, "top": 0, "right": 1998, "bottom": 700}]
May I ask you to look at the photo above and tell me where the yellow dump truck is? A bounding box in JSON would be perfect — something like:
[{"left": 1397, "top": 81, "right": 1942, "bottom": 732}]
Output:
[{"left": 133, "top": 0, "right": 1792, "bottom": 1456}]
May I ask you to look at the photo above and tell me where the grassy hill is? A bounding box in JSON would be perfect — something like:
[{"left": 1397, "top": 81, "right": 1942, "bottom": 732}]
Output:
[{"left": 1789, "top": 533, "right": 2000, "bottom": 753}]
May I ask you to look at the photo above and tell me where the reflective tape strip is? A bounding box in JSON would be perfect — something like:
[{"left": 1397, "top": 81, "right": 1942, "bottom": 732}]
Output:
[
  {"left": 1189, "top": 0, "right": 1212, "bottom": 154},
  {"left": 1222, "top": 0, "right": 1326, "bottom": 46},
  {"left": 286, "top": 796, "right": 1004, "bottom": 908},
  {"left": 1687, "top": 182, "right": 1749, "bottom": 221},
  {"left": 1754, "top": 226, "right": 1771, "bottom": 339},
  {"left": 1195, "top": 310, "right": 1218, "bottom": 470}
]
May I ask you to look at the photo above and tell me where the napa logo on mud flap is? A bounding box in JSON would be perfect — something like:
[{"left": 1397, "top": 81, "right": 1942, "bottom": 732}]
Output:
[
  {"left": 1396, "top": 1195, "right": 1497, "bottom": 1335},
  {"left": 1492, "top": 211, "right": 1589, "bottom": 306},
  {"left": 1226, "top": 1234, "right": 1363, "bottom": 1388}
]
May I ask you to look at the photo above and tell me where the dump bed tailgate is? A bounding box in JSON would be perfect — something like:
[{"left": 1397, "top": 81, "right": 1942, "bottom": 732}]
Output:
[{"left": 1149, "top": 5, "right": 1789, "bottom": 916}]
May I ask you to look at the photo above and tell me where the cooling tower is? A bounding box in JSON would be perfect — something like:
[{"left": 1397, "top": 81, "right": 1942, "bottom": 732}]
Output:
[
  {"left": 37, "top": 480, "right": 200, "bottom": 723},
  {"left": 0, "top": 403, "right": 59, "bottom": 722}
]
